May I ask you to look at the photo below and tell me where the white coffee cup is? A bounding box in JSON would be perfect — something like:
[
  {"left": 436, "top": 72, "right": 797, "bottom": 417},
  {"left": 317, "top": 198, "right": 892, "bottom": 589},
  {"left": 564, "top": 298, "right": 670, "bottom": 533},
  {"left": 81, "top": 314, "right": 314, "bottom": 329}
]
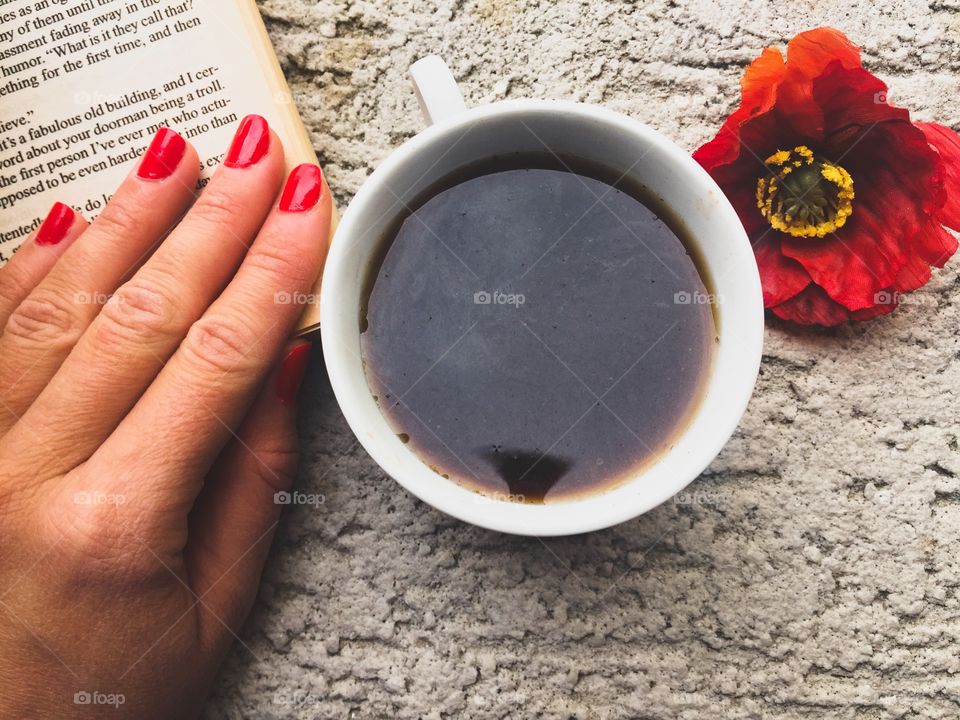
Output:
[{"left": 320, "top": 56, "right": 764, "bottom": 536}]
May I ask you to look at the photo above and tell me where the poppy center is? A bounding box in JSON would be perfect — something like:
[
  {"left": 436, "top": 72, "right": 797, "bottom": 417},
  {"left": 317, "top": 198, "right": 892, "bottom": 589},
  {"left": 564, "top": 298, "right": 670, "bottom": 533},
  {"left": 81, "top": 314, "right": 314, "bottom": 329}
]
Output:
[{"left": 755, "top": 145, "right": 854, "bottom": 238}]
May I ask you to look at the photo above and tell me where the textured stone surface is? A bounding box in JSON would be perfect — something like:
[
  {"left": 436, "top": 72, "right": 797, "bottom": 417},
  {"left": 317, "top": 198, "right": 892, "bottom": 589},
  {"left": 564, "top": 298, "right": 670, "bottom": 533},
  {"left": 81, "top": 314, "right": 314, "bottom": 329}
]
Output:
[{"left": 204, "top": 2, "right": 960, "bottom": 718}]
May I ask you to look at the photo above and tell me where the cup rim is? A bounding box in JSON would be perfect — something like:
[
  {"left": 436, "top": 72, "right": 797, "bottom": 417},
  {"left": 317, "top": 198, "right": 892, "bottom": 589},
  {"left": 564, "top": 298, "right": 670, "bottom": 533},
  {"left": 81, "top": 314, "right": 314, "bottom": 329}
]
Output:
[{"left": 320, "top": 98, "right": 764, "bottom": 536}]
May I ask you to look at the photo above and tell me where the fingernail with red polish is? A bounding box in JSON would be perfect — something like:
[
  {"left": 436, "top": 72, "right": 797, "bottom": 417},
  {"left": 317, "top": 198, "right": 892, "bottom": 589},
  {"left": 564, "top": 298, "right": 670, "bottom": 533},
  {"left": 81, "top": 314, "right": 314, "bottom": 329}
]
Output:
[
  {"left": 36, "top": 202, "right": 75, "bottom": 246},
  {"left": 138, "top": 128, "right": 186, "bottom": 180},
  {"left": 276, "top": 344, "right": 312, "bottom": 405},
  {"left": 279, "top": 164, "right": 323, "bottom": 213},
  {"left": 224, "top": 115, "right": 270, "bottom": 169}
]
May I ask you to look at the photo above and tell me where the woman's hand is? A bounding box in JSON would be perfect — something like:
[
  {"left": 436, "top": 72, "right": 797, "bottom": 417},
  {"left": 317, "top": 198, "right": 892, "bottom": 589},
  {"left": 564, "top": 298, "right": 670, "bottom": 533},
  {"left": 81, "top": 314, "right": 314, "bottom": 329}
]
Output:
[{"left": 0, "top": 116, "right": 331, "bottom": 719}]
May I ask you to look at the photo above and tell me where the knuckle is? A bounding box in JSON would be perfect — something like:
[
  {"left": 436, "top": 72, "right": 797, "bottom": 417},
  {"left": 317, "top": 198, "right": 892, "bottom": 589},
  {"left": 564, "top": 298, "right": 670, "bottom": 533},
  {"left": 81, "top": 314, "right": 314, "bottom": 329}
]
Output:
[
  {"left": 92, "top": 194, "right": 142, "bottom": 241},
  {"left": 4, "top": 289, "right": 84, "bottom": 347},
  {"left": 245, "top": 242, "right": 311, "bottom": 288},
  {"left": 183, "top": 314, "right": 262, "bottom": 377},
  {"left": 246, "top": 445, "right": 300, "bottom": 494},
  {"left": 191, "top": 185, "right": 245, "bottom": 230},
  {"left": 64, "top": 502, "right": 129, "bottom": 556},
  {"left": 0, "top": 261, "right": 33, "bottom": 307},
  {"left": 95, "top": 272, "right": 180, "bottom": 346},
  {"left": 40, "top": 485, "right": 165, "bottom": 582}
]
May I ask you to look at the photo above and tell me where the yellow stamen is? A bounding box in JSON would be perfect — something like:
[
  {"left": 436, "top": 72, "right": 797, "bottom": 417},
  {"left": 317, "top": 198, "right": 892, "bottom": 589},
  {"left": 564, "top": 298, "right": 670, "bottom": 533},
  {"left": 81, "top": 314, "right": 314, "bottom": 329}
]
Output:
[
  {"left": 765, "top": 150, "right": 792, "bottom": 166},
  {"left": 756, "top": 145, "right": 855, "bottom": 238}
]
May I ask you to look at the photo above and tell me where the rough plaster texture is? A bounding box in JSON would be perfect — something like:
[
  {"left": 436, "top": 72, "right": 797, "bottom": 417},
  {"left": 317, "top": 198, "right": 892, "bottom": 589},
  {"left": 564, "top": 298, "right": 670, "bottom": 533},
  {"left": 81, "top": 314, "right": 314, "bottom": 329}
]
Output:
[{"left": 204, "top": 1, "right": 960, "bottom": 718}]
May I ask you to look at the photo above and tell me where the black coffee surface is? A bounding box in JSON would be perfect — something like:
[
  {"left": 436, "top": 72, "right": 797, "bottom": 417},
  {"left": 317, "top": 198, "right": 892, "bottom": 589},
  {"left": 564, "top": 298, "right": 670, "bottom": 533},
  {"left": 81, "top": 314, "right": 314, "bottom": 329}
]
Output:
[{"left": 361, "top": 156, "right": 716, "bottom": 503}]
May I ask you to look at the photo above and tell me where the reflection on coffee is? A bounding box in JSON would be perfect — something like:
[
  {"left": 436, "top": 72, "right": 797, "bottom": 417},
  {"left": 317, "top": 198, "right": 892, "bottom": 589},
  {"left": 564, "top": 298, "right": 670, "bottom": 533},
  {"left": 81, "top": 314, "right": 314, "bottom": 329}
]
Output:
[{"left": 361, "top": 153, "right": 717, "bottom": 503}]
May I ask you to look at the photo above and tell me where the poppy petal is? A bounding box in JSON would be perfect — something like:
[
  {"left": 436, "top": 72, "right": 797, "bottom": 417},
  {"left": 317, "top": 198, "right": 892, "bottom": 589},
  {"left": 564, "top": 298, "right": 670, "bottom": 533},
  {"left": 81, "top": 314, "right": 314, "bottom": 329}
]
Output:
[
  {"left": 769, "top": 284, "right": 851, "bottom": 326},
  {"left": 785, "top": 27, "right": 862, "bottom": 78},
  {"left": 694, "top": 103, "right": 784, "bottom": 174},
  {"left": 773, "top": 28, "right": 864, "bottom": 142},
  {"left": 850, "top": 295, "right": 898, "bottom": 322},
  {"left": 782, "top": 117, "right": 947, "bottom": 310},
  {"left": 693, "top": 117, "right": 747, "bottom": 172},
  {"left": 843, "top": 121, "right": 956, "bottom": 271},
  {"left": 892, "top": 251, "right": 933, "bottom": 294},
  {"left": 917, "top": 122, "right": 960, "bottom": 231},
  {"left": 772, "top": 84, "right": 825, "bottom": 144},
  {"left": 740, "top": 47, "right": 786, "bottom": 115},
  {"left": 753, "top": 233, "right": 811, "bottom": 306},
  {"left": 732, "top": 193, "right": 767, "bottom": 236},
  {"left": 781, "top": 187, "right": 905, "bottom": 311},
  {"left": 907, "top": 221, "right": 959, "bottom": 272},
  {"left": 813, "top": 63, "right": 907, "bottom": 143}
]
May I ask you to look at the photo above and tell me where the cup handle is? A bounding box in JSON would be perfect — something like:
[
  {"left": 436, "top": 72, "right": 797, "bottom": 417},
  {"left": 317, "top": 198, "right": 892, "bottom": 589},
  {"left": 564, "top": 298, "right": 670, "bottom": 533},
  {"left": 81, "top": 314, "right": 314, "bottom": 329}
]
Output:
[{"left": 409, "top": 56, "right": 467, "bottom": 127}]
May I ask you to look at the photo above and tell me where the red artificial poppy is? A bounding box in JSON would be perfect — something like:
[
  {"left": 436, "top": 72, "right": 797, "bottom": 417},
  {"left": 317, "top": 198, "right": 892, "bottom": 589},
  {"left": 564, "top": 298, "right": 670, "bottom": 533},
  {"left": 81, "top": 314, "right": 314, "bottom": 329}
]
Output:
[{"left": 694, "top": 28, "right": 960, "bottom": 325}]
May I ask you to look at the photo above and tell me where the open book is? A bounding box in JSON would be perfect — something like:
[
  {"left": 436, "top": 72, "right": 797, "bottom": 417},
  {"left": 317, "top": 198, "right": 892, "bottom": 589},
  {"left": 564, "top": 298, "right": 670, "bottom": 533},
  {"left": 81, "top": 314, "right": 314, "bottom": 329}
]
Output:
[{"left": 0, "top": 0, "right": 333, "bottom": 334}]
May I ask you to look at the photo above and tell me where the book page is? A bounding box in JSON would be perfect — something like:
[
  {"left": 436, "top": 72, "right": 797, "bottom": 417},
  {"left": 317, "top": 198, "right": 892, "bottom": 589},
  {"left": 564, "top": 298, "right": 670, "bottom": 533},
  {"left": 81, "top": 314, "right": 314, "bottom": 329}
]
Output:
[{"left": 0, "top": 0, "right": 331, "bottom": 333}]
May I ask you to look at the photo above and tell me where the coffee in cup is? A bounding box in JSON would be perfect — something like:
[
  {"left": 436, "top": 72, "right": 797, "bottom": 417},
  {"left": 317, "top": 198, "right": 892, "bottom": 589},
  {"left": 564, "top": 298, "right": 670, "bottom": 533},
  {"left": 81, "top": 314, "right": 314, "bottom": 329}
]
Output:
[{"left": 360, "top": 151, "right": 717, "bottom": 504}]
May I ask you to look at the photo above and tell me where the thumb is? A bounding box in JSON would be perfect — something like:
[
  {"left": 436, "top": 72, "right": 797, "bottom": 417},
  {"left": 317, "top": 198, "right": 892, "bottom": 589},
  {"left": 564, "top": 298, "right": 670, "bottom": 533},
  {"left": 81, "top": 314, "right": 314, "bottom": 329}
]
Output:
[{"left": 185, "top": 341, "right": 312, "bottom": 646}]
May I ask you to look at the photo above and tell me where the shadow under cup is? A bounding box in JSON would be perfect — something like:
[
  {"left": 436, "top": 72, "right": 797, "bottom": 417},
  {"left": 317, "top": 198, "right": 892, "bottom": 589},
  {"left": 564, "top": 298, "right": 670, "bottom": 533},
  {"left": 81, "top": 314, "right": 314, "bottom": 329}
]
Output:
[{"left": 321, "top": 101, "right": 763, "bottom": 536}]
